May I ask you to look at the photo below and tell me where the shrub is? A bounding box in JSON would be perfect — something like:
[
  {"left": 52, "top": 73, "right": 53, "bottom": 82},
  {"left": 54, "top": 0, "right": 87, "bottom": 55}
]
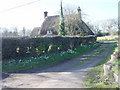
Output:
[{"left": 36, "top": 44, "right": 47, "bottom": 55}]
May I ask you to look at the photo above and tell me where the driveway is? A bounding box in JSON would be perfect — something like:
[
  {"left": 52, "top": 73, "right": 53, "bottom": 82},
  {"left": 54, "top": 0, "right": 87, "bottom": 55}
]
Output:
[{"left": 2, "top": 42, "right": 114, "bottom": 88}]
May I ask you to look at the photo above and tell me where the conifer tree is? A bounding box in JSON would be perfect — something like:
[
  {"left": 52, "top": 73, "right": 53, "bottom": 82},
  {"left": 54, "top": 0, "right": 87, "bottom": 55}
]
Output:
[{"left": 58, "top": 0, "right": 66, "bottom": 36}]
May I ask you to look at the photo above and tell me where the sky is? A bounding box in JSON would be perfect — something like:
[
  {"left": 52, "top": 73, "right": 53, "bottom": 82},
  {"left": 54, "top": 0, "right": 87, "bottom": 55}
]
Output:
[{"left": 0, "top": 0, "right": 119, "bottom": 30}]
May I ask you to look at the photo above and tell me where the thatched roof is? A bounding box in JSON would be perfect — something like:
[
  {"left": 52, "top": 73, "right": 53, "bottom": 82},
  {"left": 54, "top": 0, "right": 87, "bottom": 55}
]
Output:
[
  {"left": 30, "top": 27, "right": 40, "bottom": 37},
  {"left": 39, "top": 15, "right": 59, "bottom": 35},
  {"left": 77, "top": 20, "right": 94, "bottom": 35},
  {"left": 38, "top": 14, "right": 94, "bottom": 35}
]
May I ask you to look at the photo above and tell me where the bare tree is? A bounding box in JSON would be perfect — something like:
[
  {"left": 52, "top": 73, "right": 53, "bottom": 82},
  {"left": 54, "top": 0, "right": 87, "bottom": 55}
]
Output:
[
  {"left": 64, "top": 5, "right": 77, "bottom": 15},
  {"left": 101, "top": 18, "right": 118, "bottom": 35},
  {"left": 13, "top": 27, "right": 19, "bottom": 36},
  {"left": 65, "top": 14, "right": 79, "bottom": 35},
  {"left": 86, "top": 22, "right": 101, "bottom": 35},
  {"left": 63, "top": 5, "right": 88, "bottom": 35},
  {"left": 22, "top": 27, "right": 26, "bottom": 37},
  {"left": 63, "top": 5, "right": 87, "bottom": 21},
  {"left": 26, "top": 29, "right": 31, "bottom": 36},
  {"left": 2, "top": 28, "right": 8, "bottom": 37}
]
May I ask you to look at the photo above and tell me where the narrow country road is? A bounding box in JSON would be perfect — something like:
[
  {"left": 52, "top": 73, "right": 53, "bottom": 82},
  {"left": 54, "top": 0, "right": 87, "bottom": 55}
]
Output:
[{"left": 2, "top": 42, "right": 115, "bottom": 88}]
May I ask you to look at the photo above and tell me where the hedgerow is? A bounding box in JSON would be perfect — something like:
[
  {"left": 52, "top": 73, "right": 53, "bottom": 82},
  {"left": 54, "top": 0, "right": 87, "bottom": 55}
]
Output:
[{"left": 2, "top": 36, "right": 96, "bottom": 60}]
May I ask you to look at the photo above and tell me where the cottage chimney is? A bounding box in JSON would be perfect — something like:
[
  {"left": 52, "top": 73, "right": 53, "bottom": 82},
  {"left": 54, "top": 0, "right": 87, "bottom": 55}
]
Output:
[
  {"left": 44, "top": 11, "right": 48, "bottom": 18},
  {"left": 77, "top": 7, "right": 82, "bottom": 21}
]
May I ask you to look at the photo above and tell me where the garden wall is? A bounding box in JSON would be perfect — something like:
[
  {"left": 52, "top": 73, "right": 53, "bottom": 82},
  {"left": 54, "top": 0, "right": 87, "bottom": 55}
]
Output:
[{"left": 2, "top": 36, "right": 96, "bottom": 60}]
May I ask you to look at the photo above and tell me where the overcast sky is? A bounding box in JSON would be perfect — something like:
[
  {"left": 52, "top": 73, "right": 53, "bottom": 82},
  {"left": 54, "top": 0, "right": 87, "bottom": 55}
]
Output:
[{"left": 0, "top": 0, "right": 119, "bottom": 30}]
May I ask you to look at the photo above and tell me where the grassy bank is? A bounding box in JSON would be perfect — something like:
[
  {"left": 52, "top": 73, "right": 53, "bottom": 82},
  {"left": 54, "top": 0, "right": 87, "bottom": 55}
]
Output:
[
  {"left": 84, "top": 42, "right": 118, "bottom": 88},
  {"left": 70, "top": 43, "right": 109, "bottom": 69},
  {"left": 3, "top": 43, "right": 100, "bottom": 72},
  {"left": 111, "top": 47, "right": 119, "bottom": 75}
]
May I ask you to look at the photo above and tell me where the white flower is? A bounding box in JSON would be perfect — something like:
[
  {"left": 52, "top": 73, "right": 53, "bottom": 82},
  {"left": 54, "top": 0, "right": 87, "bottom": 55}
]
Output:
[
  {"left": 19, "top": 59, "right": 22, "bottom": 62},
  {"left": 29, "top": 59, "right": 31, "bottom": 62}
]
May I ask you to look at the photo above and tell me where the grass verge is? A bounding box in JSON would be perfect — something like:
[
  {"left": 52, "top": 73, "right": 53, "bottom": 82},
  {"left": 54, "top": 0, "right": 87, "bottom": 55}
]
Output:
[
  {"left": 84, "top": 42, "right": 118, "bottom": 88},
  {"left": 111, "top": 46, "right": 119, "bottom": 75},
  {"left": 70, "top": 43, "right": 109, "bottom": 68},
  {"left": 97, "top": 35, "right": 118, "bottom": 42}
]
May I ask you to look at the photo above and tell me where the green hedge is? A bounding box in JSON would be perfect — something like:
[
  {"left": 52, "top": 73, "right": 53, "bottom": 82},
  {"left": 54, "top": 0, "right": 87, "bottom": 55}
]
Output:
[{"left": 2, "top": 36, "right": 96, "bottom": 60}]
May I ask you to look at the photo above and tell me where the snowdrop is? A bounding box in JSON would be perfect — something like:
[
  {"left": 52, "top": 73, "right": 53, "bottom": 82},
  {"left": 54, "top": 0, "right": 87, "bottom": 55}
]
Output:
[
  {"left": 29, "top": 59, "right": 32, "bottom": 62},
  {"left": 60, "top": 51, "right": 66, "bottom": 56},
  {"left": 44, "top": 56, "right": 49, "bottom": 60},
  {"left": 67, "top": 49, "right": 76, "bottom": 54},
  {"left": 19, "top": 59, "right": 22, "bottom": 63}
]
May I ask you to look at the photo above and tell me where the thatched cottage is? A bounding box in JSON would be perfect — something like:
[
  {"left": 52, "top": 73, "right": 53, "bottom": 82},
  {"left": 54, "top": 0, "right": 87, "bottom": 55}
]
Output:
[{"left": 31, "top": 4, "right": 94, "bottom": 36}]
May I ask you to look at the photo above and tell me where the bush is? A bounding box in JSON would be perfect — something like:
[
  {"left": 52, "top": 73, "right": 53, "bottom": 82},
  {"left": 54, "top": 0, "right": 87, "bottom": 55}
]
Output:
[{"left": 36, "top": 44, "right": 47, "bottom": 55}]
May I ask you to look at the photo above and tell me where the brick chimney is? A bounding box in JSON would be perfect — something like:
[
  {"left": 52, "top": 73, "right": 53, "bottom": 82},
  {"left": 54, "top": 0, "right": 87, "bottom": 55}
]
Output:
[
  {"left": 44, "top": 11, "right": 48, "bottom": 18},
  {"left": 77, "top": 7, "right": 82, "bottom": 21}
]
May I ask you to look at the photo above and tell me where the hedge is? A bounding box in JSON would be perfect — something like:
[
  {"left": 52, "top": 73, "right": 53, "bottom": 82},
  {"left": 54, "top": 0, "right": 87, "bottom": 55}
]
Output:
[{"left": 2, "top": 36, "right": 96, "bottom": 60}]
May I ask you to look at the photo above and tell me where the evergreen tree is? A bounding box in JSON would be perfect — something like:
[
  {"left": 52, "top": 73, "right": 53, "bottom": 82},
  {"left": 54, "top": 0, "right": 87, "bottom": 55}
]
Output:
[{"left": 58, "top": 0, "right": 66, "bottom": 36}]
